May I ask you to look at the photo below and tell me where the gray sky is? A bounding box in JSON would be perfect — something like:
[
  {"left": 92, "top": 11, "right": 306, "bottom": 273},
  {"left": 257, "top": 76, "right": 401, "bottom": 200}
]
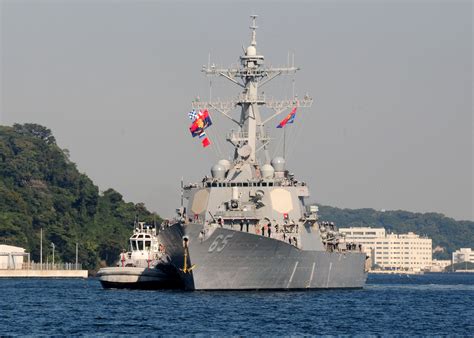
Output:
[{"left": 1, "top": 0, "right": 472, "bottom": 221}]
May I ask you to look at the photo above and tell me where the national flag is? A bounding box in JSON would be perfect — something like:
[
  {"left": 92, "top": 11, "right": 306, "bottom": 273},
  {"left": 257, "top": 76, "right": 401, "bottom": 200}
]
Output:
[
  {"left": 277, "top": 107, "right": 297, "bottom": 128},
  {"left": 190, "top": 118, "right": 205, "bottom": 137},
  {"left": 189, "top": 109, "right": 213, "bottom": 137},
  {"left": 198, "top": 109, "right": 212, "bottom": 128}
]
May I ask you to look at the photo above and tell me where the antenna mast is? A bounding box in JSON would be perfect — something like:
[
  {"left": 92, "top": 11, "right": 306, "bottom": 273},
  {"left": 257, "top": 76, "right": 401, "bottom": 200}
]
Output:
[{"left": 193, "top": 15, "right": 313, "bottom": 165}]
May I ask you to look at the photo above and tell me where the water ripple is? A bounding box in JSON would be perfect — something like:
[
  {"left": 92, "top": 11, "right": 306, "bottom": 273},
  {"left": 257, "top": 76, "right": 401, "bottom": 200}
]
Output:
[{"left": 0, "top": 273, "right": 472, "bottom": 335}]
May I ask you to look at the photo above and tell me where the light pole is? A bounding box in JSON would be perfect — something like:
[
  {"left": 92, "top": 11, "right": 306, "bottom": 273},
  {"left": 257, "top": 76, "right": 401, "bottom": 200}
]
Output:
[
  {"left": 40, "top": 228, "right": 43, "bottom": 270},
  {"left": 51, "top": 242, "right": 55, "bottom": 267},
  {"left": 75, "top": 243, "right": 78, "bottom": 270}
]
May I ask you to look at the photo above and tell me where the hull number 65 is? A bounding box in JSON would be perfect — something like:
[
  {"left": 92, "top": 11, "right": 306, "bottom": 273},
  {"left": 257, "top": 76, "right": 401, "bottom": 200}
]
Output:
[{"left": 208, "top": 234, "right": 234, "bottom": 253}]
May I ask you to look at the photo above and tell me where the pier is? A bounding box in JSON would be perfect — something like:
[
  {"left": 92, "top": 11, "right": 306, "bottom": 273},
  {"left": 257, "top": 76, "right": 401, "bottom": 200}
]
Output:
[
  {"left": 0, "top": 262, "right": 88, "bottom": 278},
  {"left": 0, "top": 245, "right": 88, "bottom": 278}
]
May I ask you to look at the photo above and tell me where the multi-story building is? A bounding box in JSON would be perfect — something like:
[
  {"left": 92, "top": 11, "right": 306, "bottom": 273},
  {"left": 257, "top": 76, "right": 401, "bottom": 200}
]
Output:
[
  {"left": 452, "top": 248, "right": 474, "bottom": 264},
  {"left": 339, "top": 227, "right": 432, "bottom": 272}
]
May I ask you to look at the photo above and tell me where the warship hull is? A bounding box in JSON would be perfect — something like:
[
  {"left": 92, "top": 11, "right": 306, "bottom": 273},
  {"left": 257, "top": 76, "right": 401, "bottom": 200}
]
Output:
[{"left": 159, "top": 223, "right": 367, "bottom": 290}]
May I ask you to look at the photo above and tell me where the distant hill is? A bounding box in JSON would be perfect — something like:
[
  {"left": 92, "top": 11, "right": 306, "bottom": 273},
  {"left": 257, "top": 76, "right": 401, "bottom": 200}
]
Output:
[
  {"left": 0, "top": 124, "right": 161, "bottom": 270},
  {"left": 318, "top": 205, "right": 473, "bottom": 259}
]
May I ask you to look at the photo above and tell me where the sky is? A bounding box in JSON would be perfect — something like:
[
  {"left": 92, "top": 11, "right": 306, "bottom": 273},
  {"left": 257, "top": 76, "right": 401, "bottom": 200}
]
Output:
[{"left": 1, "top": 0, "right": 472, "bottom": 221}]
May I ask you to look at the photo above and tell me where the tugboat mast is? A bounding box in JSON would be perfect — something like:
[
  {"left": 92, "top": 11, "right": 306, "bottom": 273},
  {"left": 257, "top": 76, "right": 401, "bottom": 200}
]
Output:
[{"left": 192, "top": 15, "right": 313, "bottom": 166}]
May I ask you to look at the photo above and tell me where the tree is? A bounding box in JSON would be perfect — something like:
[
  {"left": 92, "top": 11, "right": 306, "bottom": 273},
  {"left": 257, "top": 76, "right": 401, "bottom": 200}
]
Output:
[{"left": 13, "top": 123, "right": 56, "bottom": 145}]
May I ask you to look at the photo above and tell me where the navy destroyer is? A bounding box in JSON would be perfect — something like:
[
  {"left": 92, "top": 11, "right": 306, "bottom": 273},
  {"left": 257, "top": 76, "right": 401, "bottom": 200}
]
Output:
[{"left": 158, "top": 16, "right": 368, "bottom": 290}]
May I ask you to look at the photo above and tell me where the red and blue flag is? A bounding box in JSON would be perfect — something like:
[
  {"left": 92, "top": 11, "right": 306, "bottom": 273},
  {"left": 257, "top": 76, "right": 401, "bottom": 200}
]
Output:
[
  {"left": 188, "top": 109, "right": 212, "bottom": 147},
  {"left": 277, "top": 107, "right": 297, "bottom": 128},
  {"left": 189, "top": 109, "right": 213, "bottom": 137}
]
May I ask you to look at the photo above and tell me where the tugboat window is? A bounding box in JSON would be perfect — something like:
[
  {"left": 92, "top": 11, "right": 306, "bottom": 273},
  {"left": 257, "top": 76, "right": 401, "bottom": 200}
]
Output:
[
  {"left": 138, "top": 241, "right": 144, "bottom": 251},
  {"left": 145, "top": 241, "right": 151, "bottom": 250},
  {"left": 131, "top": 241, "right": 138, "bottom": 251}
]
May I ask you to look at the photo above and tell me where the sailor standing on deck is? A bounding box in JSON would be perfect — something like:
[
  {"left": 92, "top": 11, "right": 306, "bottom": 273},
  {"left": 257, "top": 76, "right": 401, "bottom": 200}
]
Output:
[
  {"left": 240, "top": 219, "right": 244, "bottom": 232},
  {"left": 245, "top": 219, "right": 250, "bottom": 232}
]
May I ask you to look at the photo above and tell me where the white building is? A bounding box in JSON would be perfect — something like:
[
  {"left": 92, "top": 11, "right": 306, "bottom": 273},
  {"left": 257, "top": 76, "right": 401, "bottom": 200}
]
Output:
[
  {"left": 339, "top": 227, "right": 432, "bottom": 272},
  {"left": 0, "top": 245, "right": 27, "bottom": 269},
  {"left": 452, "top": 248, "right": 474, "bottom": 264},
  {"left": 429, "top": 259, "right": 452, "bottom": 272}
]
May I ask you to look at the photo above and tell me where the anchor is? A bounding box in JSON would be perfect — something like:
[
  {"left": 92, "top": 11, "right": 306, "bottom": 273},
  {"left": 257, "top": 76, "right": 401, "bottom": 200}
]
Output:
[{"left": 180, "top": 236, "right": 196, "bottom": 273}]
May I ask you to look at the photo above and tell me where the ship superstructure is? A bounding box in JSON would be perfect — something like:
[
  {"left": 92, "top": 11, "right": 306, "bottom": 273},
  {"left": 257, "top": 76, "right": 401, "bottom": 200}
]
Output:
[{"left": 158, "top": 16, "right": 368, "bottom": 290}]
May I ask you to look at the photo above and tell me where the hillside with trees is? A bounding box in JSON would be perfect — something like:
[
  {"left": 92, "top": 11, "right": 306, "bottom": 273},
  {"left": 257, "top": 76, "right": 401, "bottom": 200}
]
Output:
[
  {"left": 0, "top": 124, "right": 160, "bottom": 270},
  {"left": 318, "top": 205, "right": 473, "bottom": 259}
]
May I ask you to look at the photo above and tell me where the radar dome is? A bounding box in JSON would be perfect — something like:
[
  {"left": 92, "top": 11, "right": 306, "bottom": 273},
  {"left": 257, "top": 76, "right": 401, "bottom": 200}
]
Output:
[
  {"left": 217, "top": 159, "right": 231, "bottom": 171},
  {"left": 246, "top": 45, "right": 257, "bottom": 56},
  {"left": 260, "top": 164, "right": 275, "bottom": 179},
  {"left": 271, "top": 157, "right": 286, "bottom": 172},
  {"left": 211, "top": 164, "right": 226, "bottom": 180}
]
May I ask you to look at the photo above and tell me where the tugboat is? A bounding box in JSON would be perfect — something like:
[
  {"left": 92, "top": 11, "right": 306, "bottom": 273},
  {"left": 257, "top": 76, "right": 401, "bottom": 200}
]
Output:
[
  {"left": 157, "top": 16, "right": 368, "bottom": 290},
  {"left": 97, "top": 222, "right": 181, "bottom": 289}
]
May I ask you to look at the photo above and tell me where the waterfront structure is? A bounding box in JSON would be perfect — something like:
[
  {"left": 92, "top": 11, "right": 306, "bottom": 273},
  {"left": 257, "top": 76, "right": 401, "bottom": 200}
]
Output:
[
  {"left": 0, "top": 245, "right": 28, "bottom": 269},
  {"left": 157, "top": 16, "right": 367, "bottom": 290},
  {"left": 339, "top": 227, "right": 432, "bottom": 272},
  {"left": 452, "top": 248, "right": 474, "bottom": 264},
  {"left": 0, "top": 244, "right": 87, "bottom": 278}
]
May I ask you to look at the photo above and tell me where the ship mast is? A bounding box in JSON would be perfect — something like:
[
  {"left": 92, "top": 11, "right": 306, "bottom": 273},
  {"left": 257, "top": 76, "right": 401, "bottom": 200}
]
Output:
[{"left": 192, "top": 15, "right": 313, "bottom": 165}]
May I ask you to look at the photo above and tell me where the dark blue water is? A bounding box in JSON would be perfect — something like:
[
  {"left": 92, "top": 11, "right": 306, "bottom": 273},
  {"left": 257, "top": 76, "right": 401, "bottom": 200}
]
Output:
[{"left": 1, "top": 273, "right": 472, "bottom": 335}]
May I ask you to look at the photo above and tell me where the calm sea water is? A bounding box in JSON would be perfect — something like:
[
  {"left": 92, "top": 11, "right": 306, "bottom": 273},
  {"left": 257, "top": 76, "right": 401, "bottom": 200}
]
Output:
[{"left": 0, "top": 273, "right": 472, "bottom": 335}]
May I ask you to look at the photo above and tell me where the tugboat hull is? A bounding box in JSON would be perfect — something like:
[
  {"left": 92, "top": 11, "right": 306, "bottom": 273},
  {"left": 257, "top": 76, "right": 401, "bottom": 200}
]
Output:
[{"left": 97, "top": 266, "right": 182, "bottom": 290}]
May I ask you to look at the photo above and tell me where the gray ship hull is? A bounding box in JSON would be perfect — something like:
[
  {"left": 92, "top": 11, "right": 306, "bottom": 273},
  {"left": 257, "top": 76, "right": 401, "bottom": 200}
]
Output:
[{"left": 159, "top": 223, "right": 368, "bottom": 290}]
